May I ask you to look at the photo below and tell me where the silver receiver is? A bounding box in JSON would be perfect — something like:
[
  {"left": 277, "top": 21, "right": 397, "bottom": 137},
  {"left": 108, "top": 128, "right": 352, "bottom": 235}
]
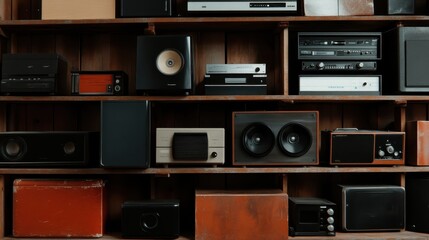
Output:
[
  {"left": 156, "top": 128, "right": 225, "bottom": 166},
  {"left": 206, "top": 64, "right": 266, "bottom": 74}
]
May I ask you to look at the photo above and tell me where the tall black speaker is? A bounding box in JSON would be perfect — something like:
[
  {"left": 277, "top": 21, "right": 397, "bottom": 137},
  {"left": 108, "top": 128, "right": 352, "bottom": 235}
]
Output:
[
  {"left": 136, "top": 35, "right": 192, "bottom": 95},
  {"left": 406, "top": 174, "right": 429, "bottom": 233},
  {"left": 232, "top": 111, "right": 319, "bottom": 166},
  {"left": 100, "top": 101, "right": 150, "bottom": 168}
]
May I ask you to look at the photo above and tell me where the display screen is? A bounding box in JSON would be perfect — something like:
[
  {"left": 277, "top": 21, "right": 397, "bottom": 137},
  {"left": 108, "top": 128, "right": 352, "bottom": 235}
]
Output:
[{"left": 300, "top": 210, "right": 319, "bottom": 223}]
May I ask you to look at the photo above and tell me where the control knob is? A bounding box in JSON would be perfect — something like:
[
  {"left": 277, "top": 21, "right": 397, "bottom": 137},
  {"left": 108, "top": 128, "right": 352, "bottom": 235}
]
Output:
[
  {"left": 317, "top": 62, "right": 325, "bottom": 70},
  {"left": 386, "top": 145, "right": 395, "bottom": 154},
  {"left": 356, "top": 62, "right": 364, "bottom": 69}
]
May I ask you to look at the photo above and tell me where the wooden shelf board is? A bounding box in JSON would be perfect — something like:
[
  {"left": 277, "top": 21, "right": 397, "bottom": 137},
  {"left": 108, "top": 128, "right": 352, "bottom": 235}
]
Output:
[{"left": 1, "top": 166, "right": 429, "bottom": 175}]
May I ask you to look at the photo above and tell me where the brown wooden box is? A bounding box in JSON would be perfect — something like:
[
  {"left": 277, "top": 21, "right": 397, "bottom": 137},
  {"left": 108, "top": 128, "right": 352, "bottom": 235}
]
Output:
[
  {"left": 13, "top": 179, "right": 105, "bottom": 238},
  {"left": 195, "top": 190, "right": 288, "bottom": 240},
  {"left": 304, "top": 0, "right": 374, "bottom": 16},
  {"left": 41, "top": 0, "right": 115, "bottom": 20},
  {"left": 407, "top": 121, "right": 429, "bottom": 166}
]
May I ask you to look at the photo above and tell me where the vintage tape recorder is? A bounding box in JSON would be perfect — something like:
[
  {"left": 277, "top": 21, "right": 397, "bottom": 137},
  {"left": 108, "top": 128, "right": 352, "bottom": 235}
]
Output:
[
  {"left": 156, "top": 128, "right": 225, "bottom": 166},
  {"left": 71, "top": 71, "right": 127, "bottom": 95},
  {"left": 321, "top": 128, "right": 405, "bottom": 166},
  {"left": 289, "top": 197, "right": 336, "bottom": 236}
]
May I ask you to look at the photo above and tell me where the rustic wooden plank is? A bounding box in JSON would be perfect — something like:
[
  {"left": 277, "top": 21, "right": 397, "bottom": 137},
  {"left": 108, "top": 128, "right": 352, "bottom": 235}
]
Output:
[
  {"left": 80, "top": 33, "right": 111, "bottom": 71},
  {"left": 0, "top": 175, "right": 4, "bottom": 238},
  {"left": 0, "top": 0, "right": 11, "bottom": 20},
  {"left": 281, "top": 27, "right": 288, "bottom": 95},
  {"left": 55, "top": 33, "right": 81, "bottom": 95}
]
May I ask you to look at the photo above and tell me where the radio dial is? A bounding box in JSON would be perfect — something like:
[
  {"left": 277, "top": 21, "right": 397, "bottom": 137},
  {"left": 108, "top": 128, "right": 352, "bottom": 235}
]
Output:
[
  {"left": 378, "top": 150, "right": 385, "bottom": 157},
  {"left": 327, "top": 225, "right": 335, "bottom": 232},
  {"left": 317, "top": 62, "right": 325, "bottom": 70},
  {"left": 114, "top": 85, "right": 121, "bottom": 92},
  {"left": 356, "top": 62, "right": 364, "bottom": 69},
  {"left": 211, "top": 152, "right": 218, "bottom": 158},
  {"left": 327, "top": 208, "right": 334, "bottom": 215},
  {"left": 327, "top": 217, "right": 334, "bottom": 224}
]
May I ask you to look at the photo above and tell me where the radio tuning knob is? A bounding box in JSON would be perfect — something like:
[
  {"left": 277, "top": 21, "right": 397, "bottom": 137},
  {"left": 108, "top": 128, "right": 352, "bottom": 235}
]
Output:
[
  {"left": 356, "top": 62, "right": 364, "bottom": 69},
  {"left": 327, "top": 217, "right": 334, "bottom": 224},
  {"left": 327, "top": 225, "right": 335, "bottom": 232},
  {"left": 317, "top": 62, "right": 325, "bottom": 70},
  {"left": 378, "top": 150, "right": 385, "bottom": 157},
  {"left": 327, "top": 208, "right": 334, "bottom": 215},
  {"left": 211, "top": 152, "right": 218, "bottom": 158}
]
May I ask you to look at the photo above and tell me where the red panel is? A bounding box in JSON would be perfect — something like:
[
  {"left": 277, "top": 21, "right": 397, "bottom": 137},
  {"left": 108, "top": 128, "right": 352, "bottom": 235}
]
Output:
[
  {"left": 195, "top": 190, "right": 289, "bottom": 240},
  {"left": 407, "top": 121, "right": 429, "bottom": 166},
  {"left": 13, "top": 179, "right": 105, "bottom": 238}
]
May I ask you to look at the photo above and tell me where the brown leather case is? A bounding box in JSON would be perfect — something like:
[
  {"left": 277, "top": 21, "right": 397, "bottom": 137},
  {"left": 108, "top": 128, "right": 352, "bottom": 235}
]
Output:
[
  {"left": 13, "top": 179, "right": 105, "bottom": 238},
  {"left": 195, "top": 190, "right": 289, "bottom": 240},
  {"left": 407, "top": 121, "right": 429, "bottom": 166}
]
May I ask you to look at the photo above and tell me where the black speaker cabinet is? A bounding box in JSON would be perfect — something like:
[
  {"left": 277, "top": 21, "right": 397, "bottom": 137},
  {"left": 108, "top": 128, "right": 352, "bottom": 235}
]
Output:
[
  {"left": 232, "top": 111, "right": 319, "bottom": 166},
  {"left": 118, "top": 0, "right": 174, "bottom": 17},
  {"left": 122, "top": 200, "right": 180, "bottom": 239},
  {"left": 384, "top": 26, "right": 429, "bottom": 93},
  {"left": 136, "top": 35, "right": 192, "bottom": 95},
  {"left": 335, "top": 185, "right": 405, "bottom": 232},
  {"left": 100, "top": 101, "right": 150, "bottom": 168},
  {"left": 0, "top": 131, "right": 98, "bottom": 167},
  {"left": 406, "top": 174, "right": 429, "bottom": 233}
]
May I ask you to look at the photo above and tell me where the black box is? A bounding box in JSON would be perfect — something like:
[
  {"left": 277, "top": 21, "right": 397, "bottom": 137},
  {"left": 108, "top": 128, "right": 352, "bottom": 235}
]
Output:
[
  {"left": 374, "top": 0, "right": 427, "bottom": 15},
  {"left": 118, "top": 0, "right": 174, "bottom": 17},
  {"left": 121, "top": 200, "right": 180, "bottom": 238}
]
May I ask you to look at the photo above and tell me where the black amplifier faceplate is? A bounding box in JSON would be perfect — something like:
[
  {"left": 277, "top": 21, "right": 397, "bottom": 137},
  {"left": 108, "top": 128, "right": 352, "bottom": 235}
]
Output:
[
  {"left": 301, "top": 61, "right": 377, "bottom": 72},
  {"left": 298, "top": 32, "right": 382, "bottom": 60}
]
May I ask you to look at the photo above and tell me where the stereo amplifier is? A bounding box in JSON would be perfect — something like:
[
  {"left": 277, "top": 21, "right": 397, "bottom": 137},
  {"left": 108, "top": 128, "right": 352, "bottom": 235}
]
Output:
[
  {"left": 156, "top": 128, "right": 225, "bottom": 166},
  {"left": 187, "top": 0, "right": 299, "bottom": 15},
  {"left": 321, "top": 128, "right": 405, "bottom": 165},
  {"left": 299, "top": 75, "right": 381, "bottom": 95},
  {"left": 71, "top": 71, "right": 127, "bottom": 96}
]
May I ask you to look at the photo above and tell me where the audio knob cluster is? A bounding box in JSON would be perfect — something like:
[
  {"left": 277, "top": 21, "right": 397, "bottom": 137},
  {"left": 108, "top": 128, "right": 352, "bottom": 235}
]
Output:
[{"left": 302, "top": 61, "right": 377, "bottom": 71}]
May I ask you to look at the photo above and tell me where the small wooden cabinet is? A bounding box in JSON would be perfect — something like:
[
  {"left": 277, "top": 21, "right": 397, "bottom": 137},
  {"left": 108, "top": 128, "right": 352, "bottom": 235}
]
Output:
[{"left": 1, "top": 0, "right": 429, "bottom": 239}]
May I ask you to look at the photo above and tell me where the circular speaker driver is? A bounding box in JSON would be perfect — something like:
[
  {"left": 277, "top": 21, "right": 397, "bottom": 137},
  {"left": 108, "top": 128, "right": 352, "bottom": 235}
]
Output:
[
  {"left": 156, "top": 49, "right": 184, "bottom": 76},
  {"left": 242, "top": 123, "right": 275, "bottom": 157},
  {"left": 278, "top": 123, "right": 312, "bottom": 157},
  {"left": 1, "top": 137, "right": 27, "bottom": 161}
]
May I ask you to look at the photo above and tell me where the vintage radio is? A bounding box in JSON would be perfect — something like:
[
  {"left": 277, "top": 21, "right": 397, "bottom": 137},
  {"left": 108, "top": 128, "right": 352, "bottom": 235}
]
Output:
[
  {"left": 335, "top": 185, "right": 405, "bottom": 232},
  {"left": 0, "top": 131, "right": 99, "bottom": 167},
  {"left": 195, "top": 190, "right": 289, "bottom": 240},
  {"left": 156, "top": 128, "right": 225, "bottom": 166},
  {"left": 321, "top": 129, "right": 405, "bottom": 166},
  {"left": 71, "top": 71, "right": 127, "bottom": 95},
  {"left": 232, "top": 111, "right": 319, "bottom": 166},
  {"left": 1, "top": 53, "right": 67, "bottom": 95},
  {"left": 13, "top": 179, "right": 105, "bottom": 238},
  {"left": 289, "top": 197, "right": 336, "bottom": 236},
  {"left": 122, "top": 200, "right": 180, "bottom": 238}
]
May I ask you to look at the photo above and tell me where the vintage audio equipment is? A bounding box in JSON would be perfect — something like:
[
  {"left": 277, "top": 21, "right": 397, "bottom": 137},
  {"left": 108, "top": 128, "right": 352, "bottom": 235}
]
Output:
[
  {"left": 136, "top": 35, "right": 192, "bottom": 95},
  {"left": 1, "top": 53, "right": 67, "bottom": 95},
  {"left": 118, "top": 0, "right": 174, "bottom": 17},
  {"left": 195, "top": 190, "right": 289, "bottom": 240},
  {"left": 406, "top": 121, "right": 429, "bottom": 166},
  {"left": 206, "top": 64, "right": 266, "bottom": 74},
  {"left": 298, "top": 32, "right": 382, "bottom": 60},
  {"left": 299, "top": 75, "right": 381, "bottom": 95},
  {"left": 321, "top": 129, "right": 405, "bottom": 166},
  {"left": 204, "top": 74, "right": 267, "bottom": 95},
  {"left": 13, "top": 179, "right": 105, "bottom": 238},
  {"left": 301, "top": 61, "right": 377, "bottom": 72},
  {"left": 289, "top": 197, "right": 336, "bottom": 236},
  {"left": 232, "top": 111, "right": 319, "bottom": 166},
  {"left": 406, "top": 174, "right": 429, "bottom": 233},
  {"left": 156, "top": 128, "right": 225, "bottom": 166},
  {"left": 187, "top": 0, "right": 299, "bottom": 15},
  {"left": 374, "top": 0, "right": 427, "bottom": 15},
  {"left": 304, "top": 0, "right": 374, "bottom": 16},
  {"left": 335, "top": 185, "right": 405, "bottom": 231},
  {"left": 204, "top": 63, "right": 267, "bottom": 95},
  {"left": 71, "top": 71, "right": 127, "bottom": 96},
  {"left": 122, "top": 200, "right": 180, "bottom": 238},
  {"left": 41, "top": 0, "right": 115, "bottom": 20},
  {"left": 0, "top": 131, "right": 98, "bottom": 167},
  {"left": 100, "top": 101, "right": 150, "bottom": 168},
  {"left": 383, "top": 27, "right": 429, "bottom": 93}
]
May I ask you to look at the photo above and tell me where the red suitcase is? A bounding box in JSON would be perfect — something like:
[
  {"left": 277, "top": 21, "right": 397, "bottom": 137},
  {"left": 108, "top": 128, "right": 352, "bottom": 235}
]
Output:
[{"left": 13, "top": 179, "right": 105, "bottom": 238}]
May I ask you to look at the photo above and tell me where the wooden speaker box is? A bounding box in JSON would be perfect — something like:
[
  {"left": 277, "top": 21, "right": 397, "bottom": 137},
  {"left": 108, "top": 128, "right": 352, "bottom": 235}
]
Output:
[
  {"left": 195, "top": 190, "right": 288, "bottom": 240},
  {"left": 406, "top": 121, "right": 429, "bottom": 166},
  {"left": 13, "top": 179, "right": 105, "bottom": 238}
]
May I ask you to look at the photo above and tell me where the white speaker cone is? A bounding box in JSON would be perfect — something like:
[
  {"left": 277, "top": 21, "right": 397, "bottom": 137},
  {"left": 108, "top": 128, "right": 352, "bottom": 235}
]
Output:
[{"left": 156, "top": 49, "right": 184, "bottom": 75}]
